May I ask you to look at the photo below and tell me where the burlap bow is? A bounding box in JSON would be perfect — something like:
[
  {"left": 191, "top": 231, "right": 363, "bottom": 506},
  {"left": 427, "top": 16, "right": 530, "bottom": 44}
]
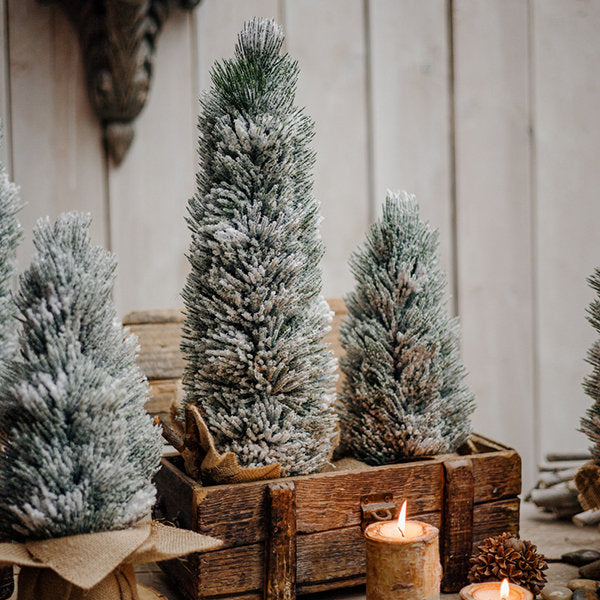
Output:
[
  {"left": 164, "top": 403, "right": 282, "bottom": 483},
  {"left": 0, "top": 521, "right": 222, "bottom": 600}
]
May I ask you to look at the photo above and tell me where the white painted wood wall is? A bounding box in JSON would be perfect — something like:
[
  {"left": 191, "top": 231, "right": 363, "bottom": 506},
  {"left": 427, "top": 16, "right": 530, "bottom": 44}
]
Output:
[{"left": 2, "top": 0, "right": 599, "bottom": 488}]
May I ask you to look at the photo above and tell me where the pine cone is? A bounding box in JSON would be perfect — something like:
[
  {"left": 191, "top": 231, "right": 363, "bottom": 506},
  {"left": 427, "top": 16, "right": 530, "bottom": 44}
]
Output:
[{"left": 468, "top": 532, "right": 548, "bottom": 595}]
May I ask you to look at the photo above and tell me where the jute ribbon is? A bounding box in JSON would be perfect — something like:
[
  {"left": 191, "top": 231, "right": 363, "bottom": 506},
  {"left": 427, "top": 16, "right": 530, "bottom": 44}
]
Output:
[
  {"left": 575, "top": 462, "right": 600, "bottom": 510},
  {"left": 169, "top": 403, "right": 282, "bottom": 484},
  {"left": 0, "top": 521, "right": 222, "bottom": 600}
]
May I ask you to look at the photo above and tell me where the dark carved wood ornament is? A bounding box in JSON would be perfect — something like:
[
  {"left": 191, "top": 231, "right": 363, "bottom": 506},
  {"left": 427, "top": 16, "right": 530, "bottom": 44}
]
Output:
[{"left": 38, "top": 0, "right": 201, "bottom": 165}]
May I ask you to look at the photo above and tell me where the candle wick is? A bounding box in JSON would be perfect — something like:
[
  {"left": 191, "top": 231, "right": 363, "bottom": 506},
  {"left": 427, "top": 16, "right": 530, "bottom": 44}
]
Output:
[{"left": 397, "top": 526, "right": 405, "bottom": 537}]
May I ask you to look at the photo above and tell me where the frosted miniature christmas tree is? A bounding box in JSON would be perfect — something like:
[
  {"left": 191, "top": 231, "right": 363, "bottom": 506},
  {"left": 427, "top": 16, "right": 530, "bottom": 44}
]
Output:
[
  {"left": 0, "top": 146, "right": 21, "bottom": 363},
  {"left": 339, "top": 192, "right": 475, "bottom": 463},
  {"left": 180, "top": 18, "right": 337, "bottom": 476},
  {"left": 580, "top": 269, "right": 600, "bottom": 463},
  {"left": 0, "top": 213, "right": 162, "bottom": 540}
]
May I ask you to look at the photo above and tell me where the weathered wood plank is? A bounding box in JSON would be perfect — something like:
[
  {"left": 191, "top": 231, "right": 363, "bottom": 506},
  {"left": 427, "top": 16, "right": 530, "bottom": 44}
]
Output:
[
  {"left": 472, "top": 498, "right": 520, "bottom": 544},
  {"left": 155, "top": 457, "right": 204, "bottom": 531},
  {"left": 193, "top": 459, "right": 443, "bottom": 547},
  {"left": 453, "top": 0, "right": 535, "bottom": 489},
  {"left": 108, "top": 10, "right": 195, "bottom": 318},
  {"left": 441, "top": 458, "right": 474, "bottom": 592},
  {"left": 159, "top": 555, "right": 199, "bottom": 600},
  {"left": 296, "top": 513, "right": 442, "bottom": 588},
  {"left": 198, "top": 543, "right": 264, "bottom": 597},
  {"left": 128, "top": 322, "right": 186, "bottom": 380},
  {"left": 532, "top": 0, "right": 600, "bottom": 470},
  {"left": 124, "top": 308, "right": 183, "bottom": 326},
  {"left": 325, "top": 298, "right": 347, "bottom": 393},
  {"left": 369, "top": 0, "right": 454, "bottom": 299},
  {"left": 145, "top": 378, "right": 182, "bottom": 422},
  {"left": 9, "top": 0, "right": 108, "bottom": 265},
  {"left": 0, "top": 0, "right": 11, "bottom": 173},
  {"left": 284, "top": 0, "right": 369, "bottom": 298},
  {"left": 294, "top": 462, "right": 444, "bottom": 532},
  {"left": 471, "top": 449, "right": 521, "bottom": 503},
  {"left": 265, "top": 482, "right": 296, "bottom": 600}
]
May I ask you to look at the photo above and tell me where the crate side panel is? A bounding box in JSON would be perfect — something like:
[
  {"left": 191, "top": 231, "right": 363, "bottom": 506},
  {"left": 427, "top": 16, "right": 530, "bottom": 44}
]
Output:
[
  {"left": 158, "top": 554, "right": 199, "bottom": 600},
  {"left": 297, "top": 512, "right": 441, "bottom": 587},
  {"left": 156, "top": 458, "right": 200, "bottom": 530},
  {"left": 197, "top": 482, "right": 268, "bottom": 547},
  {"left": 471, "top": 450, "right": 521, "bottom": 503},
  {"left": 472, "top": 498, "right": 520, "bottom": 544},
  {"left": 197, "top": 543, "right": 264, "bottom": 597},
  {"left": 295, "top": 461, "right": 444, "bottom": 532}
]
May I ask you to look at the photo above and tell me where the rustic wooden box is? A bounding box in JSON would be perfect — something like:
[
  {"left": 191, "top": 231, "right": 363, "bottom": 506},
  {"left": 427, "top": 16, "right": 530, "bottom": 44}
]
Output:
[
  {"left": 123, "top": 299, "right": 521, "bottom": 598},
  {"left": 155, "top": 435, "right": 520, "bottom": 599}
]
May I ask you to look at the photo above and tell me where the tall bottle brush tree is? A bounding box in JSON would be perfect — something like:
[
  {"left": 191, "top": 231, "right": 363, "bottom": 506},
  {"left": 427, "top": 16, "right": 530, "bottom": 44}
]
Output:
[
  {"left": 0, "top": 146, "right": 22, "bottom": 363},
  {"left": 581, "top": 269, "right": 600, "bottom": 463},
  {"left": 0, "top": 213, "right": 162, "bottom": 540},
  {"left": 339, "top": 192, "right": 475, "bottom": 463},
  {"left": 181, "top": 18, "right": 337, "bottom": 476}
]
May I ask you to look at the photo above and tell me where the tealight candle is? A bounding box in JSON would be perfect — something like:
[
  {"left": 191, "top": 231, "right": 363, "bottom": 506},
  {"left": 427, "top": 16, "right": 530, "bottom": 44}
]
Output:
[
  {"left": 459, "top": 579, "right": 534, "bottom": 600},
  {"left": 364, "top": 501, "right": 441, "bottom": 600}
]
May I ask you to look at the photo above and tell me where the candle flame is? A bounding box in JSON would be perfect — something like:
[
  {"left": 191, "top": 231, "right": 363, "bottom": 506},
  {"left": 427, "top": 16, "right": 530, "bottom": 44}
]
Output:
[
  {"left": 397, "top": 500, "right": 407, "bottom": 537},
  {"left": 500, "top": 579, "right": 510, "bottom": 600}
]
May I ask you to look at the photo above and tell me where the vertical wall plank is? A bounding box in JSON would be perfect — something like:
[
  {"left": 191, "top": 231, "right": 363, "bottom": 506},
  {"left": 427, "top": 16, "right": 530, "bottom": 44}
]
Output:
[
  {"left": 0, "top": 0, "right": 12, "bottom": 171},
  {"left": 284, "top": 0, "right": 370, "bottom": 298},
  {"left": 453, "top": 0, "right": 535, "bottom": 486},
  {"left": 9, "top": 0, "right": 108, "bottom": 267},
  {"left": 369, "top": 0, "right": 454, "bottom": 300},
  {"left": 108, "top": 11, "right": 195, "bottom": 317},
  {"left": 532, "top": 0, "right": 600, "bottom": 463}
]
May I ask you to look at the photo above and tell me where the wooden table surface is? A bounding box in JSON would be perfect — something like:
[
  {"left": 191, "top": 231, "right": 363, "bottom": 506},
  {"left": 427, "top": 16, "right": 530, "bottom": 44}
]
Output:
[{"left": 133, "top": 502, "right": 600, "bottom": 600}]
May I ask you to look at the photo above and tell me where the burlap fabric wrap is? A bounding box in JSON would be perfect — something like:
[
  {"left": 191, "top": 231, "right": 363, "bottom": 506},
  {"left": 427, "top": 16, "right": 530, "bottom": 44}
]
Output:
[
  {"left": 175, "top": 404, "right": 282, "bottom": 483},
  {"left": 575, "top": 463, "right": 600, "bottom": 510},
  {"left": 0, "top": 521, "right": 222, "bottom": 600}
]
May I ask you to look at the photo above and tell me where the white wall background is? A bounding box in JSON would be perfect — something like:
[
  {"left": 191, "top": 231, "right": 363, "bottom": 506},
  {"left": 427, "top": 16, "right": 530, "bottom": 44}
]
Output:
[{"left": 2, "top": 0, "right": 599, "bottom": 488}]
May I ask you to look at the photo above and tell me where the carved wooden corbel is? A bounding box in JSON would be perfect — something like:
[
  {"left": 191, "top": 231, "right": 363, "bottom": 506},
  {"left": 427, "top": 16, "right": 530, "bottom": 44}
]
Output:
[{"left": 38, "top": 0, "right": 201, "bottom": 165}]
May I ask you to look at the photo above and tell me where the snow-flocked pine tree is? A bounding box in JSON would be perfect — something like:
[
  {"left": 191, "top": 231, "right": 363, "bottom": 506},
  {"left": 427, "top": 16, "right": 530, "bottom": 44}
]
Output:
[
  {"left": 0, "top": 145, "right": 21, "bottom": 363},
  {"left": 580, "top": 269, "right": 600, "bottom": 463},
  {"left": 339, "top": 192, "right": 475, "bottom": 463},
  {"left": 0, "top": 213, "right": 162, "bottom": 540},
  {"left": 181, "top": 18, "right": 337, "bottom": 476}
]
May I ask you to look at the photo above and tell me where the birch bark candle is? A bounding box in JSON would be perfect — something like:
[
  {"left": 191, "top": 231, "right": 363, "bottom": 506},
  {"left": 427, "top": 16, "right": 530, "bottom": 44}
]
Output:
[{"left": 364, "top": 501, "right": 441, "bottom": 600}]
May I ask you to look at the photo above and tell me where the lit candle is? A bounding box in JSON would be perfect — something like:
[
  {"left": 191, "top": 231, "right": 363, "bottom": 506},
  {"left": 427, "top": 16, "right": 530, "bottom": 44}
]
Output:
[
  {"left": 459, "top": 578, "right": 534, "bottom": 600},
  {"left": 364, "top": 500, "right": 441, "bottom": 600}
]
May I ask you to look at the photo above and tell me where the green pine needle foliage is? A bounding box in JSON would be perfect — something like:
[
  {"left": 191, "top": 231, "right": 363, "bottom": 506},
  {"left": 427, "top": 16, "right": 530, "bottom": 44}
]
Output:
[
  {"left": 580, "top": 269, "right": 600, "bottom": 463},
  {"left": 339, "top": 192, "right": 475, "bottom": 463},
  {"left": 0, "top": 213, "right": 162, "bottom": 540},
  {"left": 181, "top": 18, "right": 337, "bottom": 476},
  {"left": 0, "top": 148, "right": 22, "bottom": 363}
]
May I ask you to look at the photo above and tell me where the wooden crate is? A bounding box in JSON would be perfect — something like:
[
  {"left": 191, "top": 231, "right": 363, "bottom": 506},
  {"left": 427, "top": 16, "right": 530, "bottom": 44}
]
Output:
[
  {"left": 124, "top": 300, "right": 521, "bottom": 598},
  {"left": 155, "top": 435, "right": 520, "bottom": 598}
]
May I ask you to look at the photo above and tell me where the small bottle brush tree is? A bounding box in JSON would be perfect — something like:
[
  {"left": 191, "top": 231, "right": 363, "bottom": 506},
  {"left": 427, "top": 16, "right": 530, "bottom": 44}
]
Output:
[
  {"left": 181, "top": 18, "right": 337, "bottom": 476},
  {"left": 339, "top": 192, "right": 475, "bottom": 463},
  {"left": 0, "top": 147, "right": 22, "bottom": 363},
  {"left": 0, "top": 212, "right": 162, "bottom": 540},
  {"left": 580, "top": 269, "right": 600, "bottom": 463}
]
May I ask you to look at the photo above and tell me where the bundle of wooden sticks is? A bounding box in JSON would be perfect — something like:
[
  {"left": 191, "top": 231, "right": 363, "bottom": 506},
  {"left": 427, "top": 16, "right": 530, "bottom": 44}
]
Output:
[{"left": 528, "top": 452, "right": 600, "bottom": 526}]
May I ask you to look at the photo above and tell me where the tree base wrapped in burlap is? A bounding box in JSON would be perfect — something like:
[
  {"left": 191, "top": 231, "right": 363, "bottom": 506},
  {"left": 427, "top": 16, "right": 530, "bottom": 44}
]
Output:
[
  {"left": 575, "top": 463, "right": 600, "bottom": 510},
  {"left": 0, "top": 521, "right": 221, "bottom": 600},
  {"left": 168, "top": 404, "right": 283, "bottom": 484}
]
